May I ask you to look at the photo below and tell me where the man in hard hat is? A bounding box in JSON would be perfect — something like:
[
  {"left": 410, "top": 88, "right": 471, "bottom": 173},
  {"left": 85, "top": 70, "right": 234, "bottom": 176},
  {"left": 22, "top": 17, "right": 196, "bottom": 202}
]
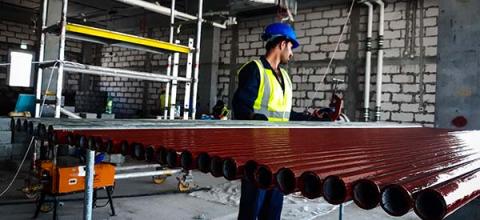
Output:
[{"left": 233, "top": 22, "right": 304, "bottom": 220}]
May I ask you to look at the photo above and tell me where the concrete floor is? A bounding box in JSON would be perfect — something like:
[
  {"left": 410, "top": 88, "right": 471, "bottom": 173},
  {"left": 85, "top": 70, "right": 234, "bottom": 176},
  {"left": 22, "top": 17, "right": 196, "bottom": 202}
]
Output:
[{"left": 0, "top": 159, "right": 423, "bottom": 220}]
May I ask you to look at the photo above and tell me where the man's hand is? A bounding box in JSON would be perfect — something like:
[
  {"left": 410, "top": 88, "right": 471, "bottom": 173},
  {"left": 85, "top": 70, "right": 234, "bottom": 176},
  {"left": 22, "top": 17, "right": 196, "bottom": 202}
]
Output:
[{"left": 304, "top": 107, "right": 332, "bottom": 121}]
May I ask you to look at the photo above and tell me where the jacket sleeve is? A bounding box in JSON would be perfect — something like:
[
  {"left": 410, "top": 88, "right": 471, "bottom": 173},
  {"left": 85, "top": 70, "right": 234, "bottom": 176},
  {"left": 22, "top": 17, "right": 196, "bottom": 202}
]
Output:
[{"left": 232, "top": 61, "right": 263, "bottom": 120}]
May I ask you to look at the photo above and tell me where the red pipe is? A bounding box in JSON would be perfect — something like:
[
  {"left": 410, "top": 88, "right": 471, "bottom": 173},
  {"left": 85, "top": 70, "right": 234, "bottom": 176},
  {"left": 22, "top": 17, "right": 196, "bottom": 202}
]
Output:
[
  {"left": 352, "top": 153, "right": 480, "bottom": 210},
  {"left": 322, "top": 148, "right": 480, "bottom": 205},
  {"left": 414, "top": 169, "right": 480, "bottom": 220},
  {"left": 226, "top": 134, "right": 464, "bottom": 184},
  {"left": 380, "top": 159, "right": 480, "bottom": 216},
  {"left": 261, "top": 142, "right": 468, "bottom": 192}
]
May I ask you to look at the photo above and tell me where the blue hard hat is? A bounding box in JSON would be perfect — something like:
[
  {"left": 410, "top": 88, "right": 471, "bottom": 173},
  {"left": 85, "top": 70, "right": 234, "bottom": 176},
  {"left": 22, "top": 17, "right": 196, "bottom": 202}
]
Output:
[{"left": 262, "top": 23, "right": 299, "bottom": 49}]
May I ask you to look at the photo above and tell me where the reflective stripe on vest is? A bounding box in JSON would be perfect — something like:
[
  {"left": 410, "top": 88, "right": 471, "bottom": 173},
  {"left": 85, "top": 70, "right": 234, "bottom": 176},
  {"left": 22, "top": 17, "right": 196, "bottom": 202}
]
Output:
[{"left": 249, "top": 60, "right": 292, "bottom": 122}]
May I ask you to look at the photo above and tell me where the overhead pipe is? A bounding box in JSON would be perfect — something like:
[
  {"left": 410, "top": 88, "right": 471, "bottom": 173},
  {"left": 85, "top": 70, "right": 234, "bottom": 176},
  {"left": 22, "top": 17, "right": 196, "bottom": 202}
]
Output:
[
  {"left": 380, "top": 159, "right": 480, "bottom": 216},
  {"left": 372, "top": 0, "right": 385, "bottom": 121},
  {"left": 114, "top": 0, "right": 226, "bottom": 29},
  {"left": 360, "top": 0, "right": 374, "bottom": 121},
  {"left": 414, "top": 169, "right": 480, "bottom": 220}
]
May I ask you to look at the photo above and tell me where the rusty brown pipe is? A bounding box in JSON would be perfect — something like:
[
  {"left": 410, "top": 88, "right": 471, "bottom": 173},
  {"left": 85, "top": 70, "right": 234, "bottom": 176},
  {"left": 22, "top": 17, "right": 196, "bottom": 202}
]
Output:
[
  {"left": 196, "top": 152, "right": 211, "bottom": 173},
  {"left": 323, "top": 149, "right": 479, "bottom": 205},
  {"left": 155, "top": 146, "right": 168, "bottom": 165},
  {"left": 223, "top": 157, "right": 246, "bottom": 180},
  {"left": 180, "top": 150, "right": 195, "bottom": 170},
  {"left": 414, "top": 169, "right": 480, "bottom": 220},
  {"left": 120, "top": 140, "right": 129, "bottom": 156},
  {"left": 145, "top": 145, "right": 155, "bottom": 162},
  {"left": 209, "top": 156, "right": 225, "bottom": 177},
  {"left": 351, "top": 153, "right": 480, "bottom": 210},
  {"left": 380, "top": 159, "right": 480, "bottom": 216},
  {"left": 166, "top": 149, "right": 181, "bottom": 168},
  {"left": 132, "top": 143, "right": 145, "bottom": 160}
]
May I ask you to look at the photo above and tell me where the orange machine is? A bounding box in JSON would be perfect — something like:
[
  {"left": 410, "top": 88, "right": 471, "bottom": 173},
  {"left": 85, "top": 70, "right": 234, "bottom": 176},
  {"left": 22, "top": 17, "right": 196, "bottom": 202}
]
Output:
[{"left": 39, "top": 161, "right": 115, "bottom": 194}]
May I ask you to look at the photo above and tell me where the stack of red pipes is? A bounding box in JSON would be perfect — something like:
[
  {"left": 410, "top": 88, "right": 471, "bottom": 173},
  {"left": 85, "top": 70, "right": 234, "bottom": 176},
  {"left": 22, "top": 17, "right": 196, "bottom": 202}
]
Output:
[{"left": 21, "top": 119, "right": 480, "bottom": 220}]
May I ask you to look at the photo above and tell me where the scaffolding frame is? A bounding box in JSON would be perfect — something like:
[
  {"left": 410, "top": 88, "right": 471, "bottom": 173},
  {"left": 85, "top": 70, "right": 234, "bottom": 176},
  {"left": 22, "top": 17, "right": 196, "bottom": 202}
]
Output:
[{"left": 34, "top": 0, "right": 205, "bottom": 120}]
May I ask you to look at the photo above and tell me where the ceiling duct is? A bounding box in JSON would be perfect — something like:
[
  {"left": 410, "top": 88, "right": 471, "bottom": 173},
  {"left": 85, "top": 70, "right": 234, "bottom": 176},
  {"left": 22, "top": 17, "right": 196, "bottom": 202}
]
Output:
[{"left": 229, "top": 0, "right": 297, "bottom": 18}]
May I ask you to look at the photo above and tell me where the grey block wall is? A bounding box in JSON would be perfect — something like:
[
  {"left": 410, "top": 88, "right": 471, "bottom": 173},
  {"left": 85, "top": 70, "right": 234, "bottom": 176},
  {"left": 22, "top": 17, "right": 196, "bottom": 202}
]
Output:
[{"left": 217, "top": 0, "right": 439, "bottom": 126}]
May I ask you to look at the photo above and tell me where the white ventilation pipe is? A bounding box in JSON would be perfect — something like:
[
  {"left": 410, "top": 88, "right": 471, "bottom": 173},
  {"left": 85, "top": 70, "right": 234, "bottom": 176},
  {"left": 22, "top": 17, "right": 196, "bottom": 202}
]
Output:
[
  {"left": 360, "top": 0, "right": 373, "bottom": 122},
  {"left": 372, "top": 0, "right": 384, "bottom": 122},
  {"left": 114, "top": 0, "right": 226, "bottom": 29}
]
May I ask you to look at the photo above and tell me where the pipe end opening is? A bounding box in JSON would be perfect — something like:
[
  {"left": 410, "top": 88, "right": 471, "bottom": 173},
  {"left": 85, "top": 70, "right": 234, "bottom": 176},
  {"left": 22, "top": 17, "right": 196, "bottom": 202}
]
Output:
[
  {"left": 223, "top": 158, "right": 237, "bottom": 180},
  {"left": 276, "top": 168, "right": 296, "bottom": 195},
  {"left": 352, "top": 179, "right": 381, "bottom": 210},
  {"left": 414, "top": 189, "right": 446, "bottom": 220},
  {"left": 180, "top": 151, "right": 193, "bottom": 169},
  {"left": 209, "top": 156, "right": 224, "bottom": 177},
  {"left": 323, "top": 176, "right": 347, "bottom": 204},
  {"left": 256, "top": 166, "right": 273, "bottom": 189},
  {"left": 197, "top": 153, "right": 210, "bottom": 173},
  {"left": 380, "top": 185, "right": 413, "bottom": 216}
]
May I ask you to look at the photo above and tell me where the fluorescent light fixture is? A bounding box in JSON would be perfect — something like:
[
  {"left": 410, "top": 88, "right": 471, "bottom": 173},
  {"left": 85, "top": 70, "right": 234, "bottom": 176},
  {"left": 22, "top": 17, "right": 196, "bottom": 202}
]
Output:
[{"left": 7, "top": 50, "right": 34, "bottom": 87}]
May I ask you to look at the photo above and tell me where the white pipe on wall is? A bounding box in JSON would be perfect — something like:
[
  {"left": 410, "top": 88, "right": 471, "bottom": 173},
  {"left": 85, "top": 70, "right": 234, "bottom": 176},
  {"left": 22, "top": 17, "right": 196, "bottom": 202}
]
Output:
[
  {"left": 361, "top": 0, "right": 374, "bottom": 122},
  {"left": 372, "top": 0, "right": 385, "bottom": 122}
]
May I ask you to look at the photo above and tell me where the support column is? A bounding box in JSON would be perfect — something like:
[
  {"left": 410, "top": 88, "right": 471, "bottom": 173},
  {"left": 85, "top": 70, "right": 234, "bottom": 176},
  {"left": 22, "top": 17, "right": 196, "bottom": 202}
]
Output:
[
  {"left": 435, "top": 0, "right": 480, "bottom": 129},
  {"left": 197, "top": 25, "right": 221, "bottom": 116}
]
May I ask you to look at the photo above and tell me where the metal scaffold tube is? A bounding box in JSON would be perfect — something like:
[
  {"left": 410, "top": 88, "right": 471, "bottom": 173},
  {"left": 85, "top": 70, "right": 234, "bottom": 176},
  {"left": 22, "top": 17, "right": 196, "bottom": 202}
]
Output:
[
  {"left": 55, "top": 0, "right": 68, "bottom": 118},
  {"left": 62, "top": 62, "right": 191, "bottom": 82},
  {"left": 191, "top": 0, "right": 204, "bottom": 119},
  {"left": 115, "top": 169, "right": 182, "bottom": 179},
  {"left": 35, "top": 0, "right": 48, "bottom": 118},
  {"left": 183, "top": 38, "right": 194, "bottom": 120},
  {"left": 164, "top": 0, "right": 176, "bottom": 119},
  {"left": 83, "top": 148, "right": 95, "bottom": 220},
  {"left": 169, "top": 42, "right": 180, "bottom": 120}
]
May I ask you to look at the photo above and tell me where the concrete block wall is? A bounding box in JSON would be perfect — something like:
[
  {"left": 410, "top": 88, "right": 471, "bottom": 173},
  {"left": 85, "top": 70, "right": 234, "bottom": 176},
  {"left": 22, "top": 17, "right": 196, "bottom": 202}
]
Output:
[
  {"left": 218, "top": 0, "right": 439, "bottom": 125},
  {"left": 75, "top": 91, "right": 107, "bottom": 114}
]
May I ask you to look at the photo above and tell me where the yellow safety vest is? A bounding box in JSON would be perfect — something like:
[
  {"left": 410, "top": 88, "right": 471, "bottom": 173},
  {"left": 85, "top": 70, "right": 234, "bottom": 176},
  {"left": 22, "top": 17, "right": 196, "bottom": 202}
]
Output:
[{"left": 239, "top": 60, "right": 293, "bottom": 122}]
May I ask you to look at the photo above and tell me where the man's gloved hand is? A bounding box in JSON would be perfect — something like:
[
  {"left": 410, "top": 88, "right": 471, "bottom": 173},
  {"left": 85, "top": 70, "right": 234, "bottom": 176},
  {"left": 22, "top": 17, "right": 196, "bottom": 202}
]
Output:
[{"left": 304, "top": 107, "right": 332, "bottom": 121}]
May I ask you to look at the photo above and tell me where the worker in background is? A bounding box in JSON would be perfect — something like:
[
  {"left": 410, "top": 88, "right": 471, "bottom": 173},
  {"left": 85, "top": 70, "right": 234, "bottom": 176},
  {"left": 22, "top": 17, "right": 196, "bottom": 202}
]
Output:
[{"left": 233, "top": 22, "right": 317, "bottom": 219}]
